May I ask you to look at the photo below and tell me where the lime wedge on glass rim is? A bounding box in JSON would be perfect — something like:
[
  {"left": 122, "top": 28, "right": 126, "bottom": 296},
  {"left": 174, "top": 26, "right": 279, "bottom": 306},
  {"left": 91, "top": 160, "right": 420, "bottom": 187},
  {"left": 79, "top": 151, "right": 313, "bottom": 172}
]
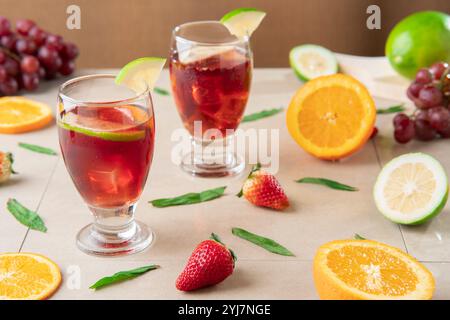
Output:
[
  {"left": 115, "top": 57, "right": 166, "bottom": 93},
  {"left": 373, "top": 153, "right": 448, "bottom": 225},
  {"left": 289, "top": 44, "right": 338, "bottom": 81},
  {"left": 58, "top": 122, "right": 146, "bottom": 142},
  {"left": 220, "top": 8, "right": 266, "bottom": 38}
]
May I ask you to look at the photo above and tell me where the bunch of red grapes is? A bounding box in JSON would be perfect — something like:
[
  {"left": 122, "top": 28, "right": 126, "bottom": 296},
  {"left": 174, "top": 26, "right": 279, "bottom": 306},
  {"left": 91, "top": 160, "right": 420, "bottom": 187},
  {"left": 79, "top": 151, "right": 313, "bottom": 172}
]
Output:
[
  {"left": 394, "top": 62, "right": 450, "bottom": 144},
  {"left": 0, "top": 16, "right": 79, "bottom": 95}
]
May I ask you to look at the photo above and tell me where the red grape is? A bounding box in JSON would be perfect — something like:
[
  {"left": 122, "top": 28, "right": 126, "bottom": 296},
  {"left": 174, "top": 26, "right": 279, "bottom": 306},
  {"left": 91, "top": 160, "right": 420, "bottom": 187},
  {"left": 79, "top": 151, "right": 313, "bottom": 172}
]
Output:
[
  {"left": 16, "top": 19, "right": 35, "bottom": 36},
  {"left": 0, "top": 66, "right": 7, "bottom": 82},
  {"left": 407, "top": 82, "right": 423, "bottom": 100},
  {"left": 0, "top": 77, "right": 18, "bottom": 95},
  {"left": 46, "top": 34, "right": 64, "bottom": 51},
  {"left": 393, "top": 113, "right": 410, "bottom": 127},
  {"left": 28, "top": 26, "right": 47, "bottom": 46},
  {"left": 418, "top": 85, "right": 443, "bottom": 108},
  {"left": 15, "top": 38, "right": 37, "bottom": 54},
  {"left": 0, "top": 16, "right": 11, "bottom": 36},
  {"left": 415, "top": 119, "right": 437, "bottom": 141},
  {"left": 20, "top": 55, "right": 40, "bottom": 74},
  {"left": 59, "top": 60, "right": 75, "bottom": 76},
  {"left": 0, "top": 51, "right": 5, "bottom": 64},
  {"left": 394, "top": 124, "right": 415, "bottom": 144},
  {"left": 430, "top": 62, "right": 449, "bottom": 80},
  {"left": 415, "top": 109, "right": 430, "bottom": 122},
  {"left": 37, "top": 67, "right": 46, "bottom": 79},
  {"left": 21, "top": 73, "right": 39, "bottom": 91},
  {"left": 0, "top": 34, "right": 16, "bottom": 50},
  {"left": 429, "top": 106, "right": 450, "bottom": 131},
  {"left": 61, "top": 42, "right": 79, "bottom": 60},
  {"left": 3, "top": 57, "right": 19, "bottom": 76},
  {"left": 438, "top": 125, "right": 450, "bottom": 138},
  {"left": 415, "top": 68, "right": 432, "bottom": 84},
  {"left": 37, "top": 45, "right": 59, "bottom": 67}
]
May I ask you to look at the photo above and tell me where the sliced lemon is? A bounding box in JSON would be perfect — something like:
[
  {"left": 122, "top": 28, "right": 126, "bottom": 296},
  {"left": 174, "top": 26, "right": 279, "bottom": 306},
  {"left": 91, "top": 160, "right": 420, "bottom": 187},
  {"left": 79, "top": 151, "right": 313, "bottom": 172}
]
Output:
[
  {"left": 115, "top": 57, "right": 166, "bottom": 93},
  {"left": 0, "top": 253, "right": 61, "bottom": 300},
  {"left": 220, "top": 8, "right": 266, "bottom": 39},
  {"left": 289, "top": 44, "right": 338, "bottom": 81},
  {"left": 374, "top": 153, "right": 448, "bottom": 225}
]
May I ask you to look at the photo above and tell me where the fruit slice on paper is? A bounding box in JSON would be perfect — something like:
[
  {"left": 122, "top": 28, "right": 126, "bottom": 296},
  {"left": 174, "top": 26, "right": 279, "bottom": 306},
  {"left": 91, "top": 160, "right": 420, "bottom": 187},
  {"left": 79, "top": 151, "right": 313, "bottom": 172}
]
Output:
[
  {"left": 313, "top": 240, "right": 435, "bottom": 300},
  {"left": 286, "top": 74, "right": 376, "bottom": 160},
  {"left": 220, "top": 8, "right": 266, "bottom": 38},
  {"left": 289, "top": 44, "right": 338, "bottom": 81},
  {"left": 0, "top": 253, "right": 62, "bottom": 300},
  {"left": 0, "top": 97, "right": 53, "bottom": 134},
  {"left": 374, "top": 153, "right": 448, "bottom": 225},
  {"left": 115, "top": 57, "right": 166, "bottom": 93}
]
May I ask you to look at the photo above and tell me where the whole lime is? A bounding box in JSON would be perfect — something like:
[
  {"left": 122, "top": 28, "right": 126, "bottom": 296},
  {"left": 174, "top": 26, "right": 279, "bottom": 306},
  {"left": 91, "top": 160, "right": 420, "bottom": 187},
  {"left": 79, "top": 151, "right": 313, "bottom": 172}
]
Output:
[{"left": 386, "top": 11, "right": 450, "bottom": 79}]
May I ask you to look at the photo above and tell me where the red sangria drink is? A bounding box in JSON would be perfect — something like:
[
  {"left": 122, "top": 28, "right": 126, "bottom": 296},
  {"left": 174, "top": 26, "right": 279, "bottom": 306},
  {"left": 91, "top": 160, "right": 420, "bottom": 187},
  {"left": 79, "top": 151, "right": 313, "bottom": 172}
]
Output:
[
  {"left": 57, "top": 74, "right": 155, "bottom": 256},
  {"left": 170, "top": 21, "right": 253, "bottom": 177}
]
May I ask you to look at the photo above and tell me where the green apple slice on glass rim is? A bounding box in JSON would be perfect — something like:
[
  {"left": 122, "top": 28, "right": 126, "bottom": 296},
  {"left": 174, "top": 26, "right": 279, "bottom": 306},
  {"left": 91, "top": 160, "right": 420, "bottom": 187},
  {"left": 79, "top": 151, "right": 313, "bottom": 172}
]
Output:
[
  {"left": 115, "top": 57, "right": 166, "bottom": 93},
  {"left": 220, "top": 8, "right": 266, "bottom": 38},
  {"left": 373, "top": 153, "right": 448, "bottom": 225},
  {"left": 289, "top": 44, "right": 338, "bottom": 81}
]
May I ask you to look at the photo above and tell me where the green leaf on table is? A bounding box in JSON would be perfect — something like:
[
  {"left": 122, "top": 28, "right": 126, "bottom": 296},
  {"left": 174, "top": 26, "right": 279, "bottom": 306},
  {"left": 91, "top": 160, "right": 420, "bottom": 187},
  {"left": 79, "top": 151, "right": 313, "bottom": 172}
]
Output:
[
  {"left": 242, "top": 108, "right": 284, "bottom": 123},
  {"left": 232, "top": 227, "right": 295, "bottom": 256},
  {"left": 18, "top": 142, "right": 57, "bottom": 156},
  {"left": 376, "top": 105, "right": 405, "bottom": 114},
  {"left": 296, "top": 177, "right": 358, "bottom": 191},
  {"left": 154, "top": 87, "right": 170, "bottom": 96},
  {"left": 90, "top": 265, "right": 159, "bottom": 290},
  {"left": 354, "top": 233, "right": 367, "bottom": 240},
  {"left": 6, "top": 198, "right": 47, "bottom": 232},
  {"left": 149, "top": 186, "right": 226, "bottom": 208}
]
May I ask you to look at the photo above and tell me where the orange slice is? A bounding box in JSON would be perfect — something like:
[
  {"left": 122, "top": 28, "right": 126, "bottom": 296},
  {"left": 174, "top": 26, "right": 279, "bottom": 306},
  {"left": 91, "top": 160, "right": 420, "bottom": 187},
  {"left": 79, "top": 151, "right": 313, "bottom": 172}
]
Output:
[
  {"left": 0, "top": 97, "right": 53, "bottom": 134},
  {"left": 287, "top": 74, "right": 376, "bottom": 160},
  {"left": 0, "top": 253, "right": 62, "bottom": 300},
  {"left": 313, "top": 240, "right": 435, "bottom": 300}
]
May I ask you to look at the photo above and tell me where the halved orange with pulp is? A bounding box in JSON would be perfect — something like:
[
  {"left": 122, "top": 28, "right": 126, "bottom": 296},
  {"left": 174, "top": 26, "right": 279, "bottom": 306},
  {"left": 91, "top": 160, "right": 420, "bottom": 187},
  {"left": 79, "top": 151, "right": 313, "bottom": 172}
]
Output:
[
  {"left": 287, "top": 74, "right": 376, "bottom": 160},
  {"left": 0, "top": 97, "right": 53, "bottom": 134},
  {"left": 313, "top": 240, "right": 435, "bottom": 300}
]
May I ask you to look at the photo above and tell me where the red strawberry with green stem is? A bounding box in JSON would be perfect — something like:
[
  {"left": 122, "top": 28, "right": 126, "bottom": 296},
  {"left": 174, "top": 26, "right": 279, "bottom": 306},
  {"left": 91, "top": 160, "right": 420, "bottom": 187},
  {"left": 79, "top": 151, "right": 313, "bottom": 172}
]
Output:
[
  {"left": 237, "top": 163, "right": 289, "bottom": 210},
  {"left": 176, "top": 233, "right": 236, "bottom": 291}
]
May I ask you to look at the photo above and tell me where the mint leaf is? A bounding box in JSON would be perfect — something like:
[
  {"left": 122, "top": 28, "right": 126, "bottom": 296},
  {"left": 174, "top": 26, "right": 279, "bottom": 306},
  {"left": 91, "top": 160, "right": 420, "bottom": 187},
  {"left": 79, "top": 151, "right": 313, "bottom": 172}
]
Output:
[
  {"left": 149, "top": 186, "right": 226, "bottom": 208},
  {"left": 376, "top": 105, "right": 405, "bottom": 114},
  {"left": 6, "top": 152, "right": 17, "bottom": 174},
  {"left": 7, "top": 198, "right": 47, "bottom": 232},
  {"left": 90, "top": 265, "right": 159, "bottom": 290},
  {"left": 242, "top": 108, "right": 283, "bottom": 122},
  {"left": 296, "top": 177, "right": 358, "bottom": 191},
  {"left": 18, "top": 142, "right": 57, "bottom": 156},
  {"left": 154, "top": 87, "right": 170, "bottom": 96},
  {"left": 354, "top": 233, "right": 367, "bottom": 240},
  {"left": 232, "top": 227, "right": 295, "bottom": 256}
]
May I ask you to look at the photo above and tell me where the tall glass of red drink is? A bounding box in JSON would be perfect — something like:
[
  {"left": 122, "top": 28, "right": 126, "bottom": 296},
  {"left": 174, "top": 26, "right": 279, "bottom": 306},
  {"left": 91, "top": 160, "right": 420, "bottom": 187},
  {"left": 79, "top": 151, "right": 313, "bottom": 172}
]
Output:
[
  {"left": 58, "top": 74, "right": 155, "bottom": 256},
  {"left": 170, "top": 21, "right": 252, "bottom": 177}
]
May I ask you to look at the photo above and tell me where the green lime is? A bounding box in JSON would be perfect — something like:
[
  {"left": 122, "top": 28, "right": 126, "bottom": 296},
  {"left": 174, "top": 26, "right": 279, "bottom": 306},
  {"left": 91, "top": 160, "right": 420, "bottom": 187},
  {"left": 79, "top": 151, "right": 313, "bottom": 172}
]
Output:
[
  {"left": 373, "top": 153, "right": 448, "bottom": 225},
  {"left": 58, "top": 122, "right": 145, "bottom": 142},
  {"left": 289, "top": 44, "right": 338, "bottom": 81},
  {"left": 220, "top": 8, "right": 266, "bottom": 38},
  {"left": 115, "top": 57, "right": 166, "bottom": 93},
  {"left": 386, "top": 11, "right": 450, "bottom": 79}
]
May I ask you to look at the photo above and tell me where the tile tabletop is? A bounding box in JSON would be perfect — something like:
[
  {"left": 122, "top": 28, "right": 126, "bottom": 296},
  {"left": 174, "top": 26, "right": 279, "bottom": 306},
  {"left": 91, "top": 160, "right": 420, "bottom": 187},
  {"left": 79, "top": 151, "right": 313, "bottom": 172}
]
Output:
[{"left": 1, "top": 55, "right": 450, "bottom": 299}]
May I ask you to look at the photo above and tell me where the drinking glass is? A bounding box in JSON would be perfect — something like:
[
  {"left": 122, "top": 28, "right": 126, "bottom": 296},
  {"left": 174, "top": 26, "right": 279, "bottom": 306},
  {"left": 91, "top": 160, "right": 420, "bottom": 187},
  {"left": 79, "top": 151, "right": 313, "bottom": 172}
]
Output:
[
  {"left": 170, "top": 21, "right": 252, "bottom": 177},
  {"left": 57, "top": 74, "right": 155, "bottom": 256}
]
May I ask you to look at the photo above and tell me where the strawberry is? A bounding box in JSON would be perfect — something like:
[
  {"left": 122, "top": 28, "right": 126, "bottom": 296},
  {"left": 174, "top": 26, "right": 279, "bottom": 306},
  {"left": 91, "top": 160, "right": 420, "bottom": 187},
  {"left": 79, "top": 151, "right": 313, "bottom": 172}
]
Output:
[
  {"left": 237, "top": 163, "right": 289, "bottom": 210},
  {"left": 176, "top": 233, "right": 236, "bottom": 291},
  {"left": 0, "top": 152, "right": 17, "bottom": 184}
]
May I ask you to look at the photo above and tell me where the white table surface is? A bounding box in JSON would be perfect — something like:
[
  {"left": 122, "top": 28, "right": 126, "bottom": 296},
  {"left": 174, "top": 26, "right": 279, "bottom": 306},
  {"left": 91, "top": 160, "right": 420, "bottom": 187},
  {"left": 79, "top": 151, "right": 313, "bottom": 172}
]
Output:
[{"left": 1, "top": 55, "right": 450, "bottom": 299}]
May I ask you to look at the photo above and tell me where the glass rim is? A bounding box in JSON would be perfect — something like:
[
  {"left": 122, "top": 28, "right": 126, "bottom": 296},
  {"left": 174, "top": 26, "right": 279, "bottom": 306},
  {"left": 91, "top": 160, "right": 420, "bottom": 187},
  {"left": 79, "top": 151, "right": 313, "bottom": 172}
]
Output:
[
  {"left": 173, "top": 20, "right": 248, "bottom": 47},
  {"left": 58, "top": 74, "right": 150, "bottom": 107}
]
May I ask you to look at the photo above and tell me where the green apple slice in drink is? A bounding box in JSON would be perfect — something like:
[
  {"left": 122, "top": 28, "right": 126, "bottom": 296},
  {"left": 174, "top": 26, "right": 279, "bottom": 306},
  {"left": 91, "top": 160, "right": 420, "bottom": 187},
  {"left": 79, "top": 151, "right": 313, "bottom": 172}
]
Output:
[
  {"left": 220, "top": 8, "right": 266, "bottom": 38},
  {"left": 289, "top": 44, "right": 338, "bottom": 81},
  {"left": 373, "top": 153, "right": 448, "bottom": 225},
  {"left": 115, "top": 57, "right": 166, "bottom": 93}
]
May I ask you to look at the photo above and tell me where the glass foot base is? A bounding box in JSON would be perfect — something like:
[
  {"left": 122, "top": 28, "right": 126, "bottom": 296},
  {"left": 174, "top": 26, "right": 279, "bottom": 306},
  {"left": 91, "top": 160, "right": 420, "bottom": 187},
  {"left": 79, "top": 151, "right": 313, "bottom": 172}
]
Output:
[
  {"left": 76, "top": 220, "right": 153, "bottom": 256},
  {"left": 180, "top": 152, "right": 245, "bottom": 177}
]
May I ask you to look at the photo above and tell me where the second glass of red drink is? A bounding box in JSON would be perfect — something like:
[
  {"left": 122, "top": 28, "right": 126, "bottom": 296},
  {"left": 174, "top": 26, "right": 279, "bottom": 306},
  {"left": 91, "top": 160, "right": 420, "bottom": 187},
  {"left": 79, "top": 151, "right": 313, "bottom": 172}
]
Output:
[{"left": 170, "top": 21, "right": 252, "bottom": 177}]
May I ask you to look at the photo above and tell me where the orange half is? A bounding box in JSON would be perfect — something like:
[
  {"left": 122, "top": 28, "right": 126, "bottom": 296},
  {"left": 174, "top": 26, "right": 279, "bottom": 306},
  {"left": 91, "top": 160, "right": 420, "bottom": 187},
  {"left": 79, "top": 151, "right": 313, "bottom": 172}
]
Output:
[
  {"left": 313, "top": 240, "right": 435, "bottom": 300},
  {"left": 287, "top": 74, "right": 376, "bottom": 160},
  {"left": 0, "top": 253, "right": 61, "bottom": 300},
  {"left": 0, "top": 97, "right": 53, "bottom": 134}
]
